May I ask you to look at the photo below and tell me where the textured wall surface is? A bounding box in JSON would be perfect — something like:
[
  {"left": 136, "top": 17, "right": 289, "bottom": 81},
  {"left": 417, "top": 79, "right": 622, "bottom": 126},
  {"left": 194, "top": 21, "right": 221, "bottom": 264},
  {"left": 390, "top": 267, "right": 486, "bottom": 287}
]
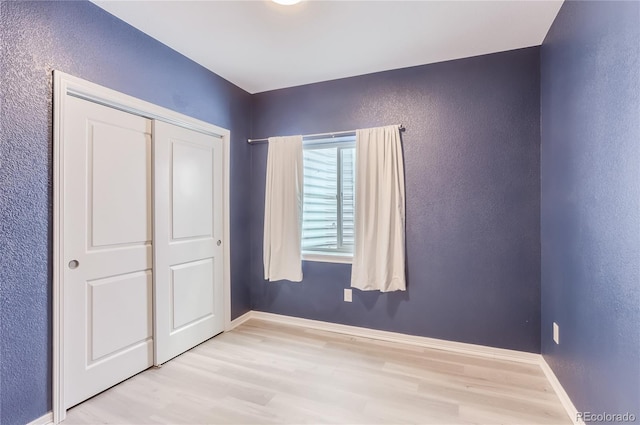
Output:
[
  {"left": 0, "top": 2, "right": 252, "bottom": 424},
  {"left": 250, "top": 47, "right": 541, "bottom": 353},
  {"left": 541, "top": 0, "right": 640, "bottom": 417}
]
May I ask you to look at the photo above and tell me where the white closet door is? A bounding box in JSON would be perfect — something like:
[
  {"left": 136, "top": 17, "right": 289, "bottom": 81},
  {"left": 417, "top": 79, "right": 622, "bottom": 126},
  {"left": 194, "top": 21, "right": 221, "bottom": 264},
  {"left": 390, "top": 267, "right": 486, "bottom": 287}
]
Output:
[
  {"left": 153, "top": 120, "right": 224, "bottom": 365},
  {"left": 63, "top": 97, "right": 153, "bottom": 408}
]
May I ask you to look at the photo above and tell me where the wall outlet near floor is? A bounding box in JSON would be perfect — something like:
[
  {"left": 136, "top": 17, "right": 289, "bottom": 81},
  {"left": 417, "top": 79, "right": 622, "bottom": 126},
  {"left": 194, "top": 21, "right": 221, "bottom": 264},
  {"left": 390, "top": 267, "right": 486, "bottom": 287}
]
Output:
[
  {"left": 553, "top": 322, "right": 560, "bottom": 344},
  {"left": 344, "top": 288, "right": 352, "bottom": 302}
]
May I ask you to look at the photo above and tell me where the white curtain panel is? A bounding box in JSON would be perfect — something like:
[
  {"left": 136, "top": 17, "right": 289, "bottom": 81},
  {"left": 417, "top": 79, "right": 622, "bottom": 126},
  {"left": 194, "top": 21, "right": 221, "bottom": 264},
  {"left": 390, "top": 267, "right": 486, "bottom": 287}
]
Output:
[
  {"left": 263, "top": 135, "right": 304, "bottom": 282},
  {"left": 351, "top": 126, "right": 406, "bottom": 292}
]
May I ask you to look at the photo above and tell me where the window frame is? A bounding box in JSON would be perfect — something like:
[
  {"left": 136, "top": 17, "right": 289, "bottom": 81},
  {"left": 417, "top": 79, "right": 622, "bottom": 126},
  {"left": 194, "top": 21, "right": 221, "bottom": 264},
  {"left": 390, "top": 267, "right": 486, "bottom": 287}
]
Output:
[{"left": 301, "top": 136, "right": 356, "bottom": 264}]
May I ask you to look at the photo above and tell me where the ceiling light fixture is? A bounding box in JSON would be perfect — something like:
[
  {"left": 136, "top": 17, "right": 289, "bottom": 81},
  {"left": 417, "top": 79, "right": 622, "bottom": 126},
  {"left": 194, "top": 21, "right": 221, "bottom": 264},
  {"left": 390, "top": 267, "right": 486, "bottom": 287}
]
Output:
[{"left": 272, "top": 0, "right": 302, "bottom": 5}]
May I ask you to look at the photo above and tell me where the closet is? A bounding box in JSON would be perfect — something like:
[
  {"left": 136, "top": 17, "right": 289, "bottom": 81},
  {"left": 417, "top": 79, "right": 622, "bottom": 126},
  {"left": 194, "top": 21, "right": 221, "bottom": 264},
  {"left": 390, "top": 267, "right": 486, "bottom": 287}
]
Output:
[{"left": 55, "top": 72, "right": 228, "bottom": 413}]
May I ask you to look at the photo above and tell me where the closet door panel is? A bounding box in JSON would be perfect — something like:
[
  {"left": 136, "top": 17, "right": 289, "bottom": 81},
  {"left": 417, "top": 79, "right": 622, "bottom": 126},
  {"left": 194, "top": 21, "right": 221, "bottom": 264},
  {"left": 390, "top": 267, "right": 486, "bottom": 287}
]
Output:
[
  {"left": 153, "top": 120, "right": 224, "bottom": 365},
  {"left": 63, "top": 96, "right": 153, "bottom": 408}
]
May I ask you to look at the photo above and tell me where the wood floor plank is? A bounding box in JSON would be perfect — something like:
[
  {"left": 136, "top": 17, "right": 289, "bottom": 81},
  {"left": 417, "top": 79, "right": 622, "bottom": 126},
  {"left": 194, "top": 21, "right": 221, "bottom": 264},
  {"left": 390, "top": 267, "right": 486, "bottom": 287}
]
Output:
[{"left": 63, "top": 319, "right": 572, "bottom": 424}]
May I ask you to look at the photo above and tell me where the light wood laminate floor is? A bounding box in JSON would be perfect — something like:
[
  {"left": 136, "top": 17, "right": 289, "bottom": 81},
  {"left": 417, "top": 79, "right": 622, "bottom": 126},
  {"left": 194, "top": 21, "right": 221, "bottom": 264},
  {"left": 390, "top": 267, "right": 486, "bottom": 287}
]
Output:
[{"left": 64, "top": 319, "right": 571, "bottom": 424}]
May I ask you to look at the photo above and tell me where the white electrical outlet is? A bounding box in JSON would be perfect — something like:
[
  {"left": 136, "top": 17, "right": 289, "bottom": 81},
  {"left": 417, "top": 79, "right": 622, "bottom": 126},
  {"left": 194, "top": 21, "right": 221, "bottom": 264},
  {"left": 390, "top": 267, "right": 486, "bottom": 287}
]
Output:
[
  {"left": 553, "top": 322, "right": 560, "bottom": 344},
  {"left": 344, "top": 288, "right": 352, "bottom": 302}
]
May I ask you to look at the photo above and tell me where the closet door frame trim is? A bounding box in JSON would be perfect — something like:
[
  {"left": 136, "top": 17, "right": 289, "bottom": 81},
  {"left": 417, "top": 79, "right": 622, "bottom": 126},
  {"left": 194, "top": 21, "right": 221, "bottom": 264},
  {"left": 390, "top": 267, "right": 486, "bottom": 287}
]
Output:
[{"left": 52, "top": 70, "right": 232, "bottom": 424}]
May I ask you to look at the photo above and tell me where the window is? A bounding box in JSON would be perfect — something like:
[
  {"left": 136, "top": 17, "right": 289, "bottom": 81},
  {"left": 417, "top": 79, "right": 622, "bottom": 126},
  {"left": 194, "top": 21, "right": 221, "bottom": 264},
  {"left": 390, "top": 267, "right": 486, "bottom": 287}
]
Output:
[{"left": 302, "top": 135, "right": 356, "bottom": 262}]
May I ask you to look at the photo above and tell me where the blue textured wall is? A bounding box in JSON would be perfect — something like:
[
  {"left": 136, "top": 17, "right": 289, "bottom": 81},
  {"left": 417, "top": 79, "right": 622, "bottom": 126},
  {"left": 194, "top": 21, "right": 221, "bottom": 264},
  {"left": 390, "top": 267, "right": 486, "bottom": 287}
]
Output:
[
  {"left": 541, "top": 0, "right": 640, "bottom": 417},
  {"left": 0, "top": 2, "right": 252, "bottom": 424},
  {"left": 250, "top": 47, "right": 542, "bottom": 353}
]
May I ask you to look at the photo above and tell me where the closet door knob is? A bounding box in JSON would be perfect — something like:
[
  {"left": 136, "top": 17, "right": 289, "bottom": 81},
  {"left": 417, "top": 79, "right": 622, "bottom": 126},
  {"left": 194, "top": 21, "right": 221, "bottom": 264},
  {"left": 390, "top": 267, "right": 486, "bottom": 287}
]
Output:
[
  {"left": 217, "top": 240, "right": 222, "bottom": 246},
  {"left": 68, "top": 260, "right": 80, "bottom": 269}
]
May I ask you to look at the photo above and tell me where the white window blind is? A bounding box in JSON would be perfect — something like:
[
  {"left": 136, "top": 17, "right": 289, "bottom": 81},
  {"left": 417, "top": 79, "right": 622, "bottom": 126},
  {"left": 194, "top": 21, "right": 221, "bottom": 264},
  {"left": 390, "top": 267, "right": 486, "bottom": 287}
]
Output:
[{"left": 302, "top": 136, "right": 355, "bottom": 258}]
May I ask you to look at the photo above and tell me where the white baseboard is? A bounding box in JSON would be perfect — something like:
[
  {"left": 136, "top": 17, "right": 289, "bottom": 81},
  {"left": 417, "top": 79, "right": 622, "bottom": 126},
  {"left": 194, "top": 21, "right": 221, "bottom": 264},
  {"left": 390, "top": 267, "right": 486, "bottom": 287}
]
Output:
[
  {"left": 249, "top": 311, "right": 541, "bottom": 364},
  {"left": 26, "top": 412, "right": 53, "bottom": 425},
  {"left": 225, "top": 310, "right": 252, "bottom": 331},
  {"left": 540, "top": 356, "right": 583, "bottom": 425}
]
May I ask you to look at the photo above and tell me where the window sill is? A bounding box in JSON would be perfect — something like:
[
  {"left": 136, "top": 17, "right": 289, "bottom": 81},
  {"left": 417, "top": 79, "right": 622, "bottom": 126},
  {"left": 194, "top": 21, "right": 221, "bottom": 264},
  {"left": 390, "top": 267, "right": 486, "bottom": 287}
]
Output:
[{"left": 302, "top": 252, "right": 353, "bottom": 264}]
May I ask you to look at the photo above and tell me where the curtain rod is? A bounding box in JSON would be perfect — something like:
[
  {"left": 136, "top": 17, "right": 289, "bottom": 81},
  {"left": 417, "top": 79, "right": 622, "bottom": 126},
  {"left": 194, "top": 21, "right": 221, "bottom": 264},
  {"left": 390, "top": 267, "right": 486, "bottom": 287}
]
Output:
[{"left": 247, "top": 124, "right": 405, "bottom": 144}]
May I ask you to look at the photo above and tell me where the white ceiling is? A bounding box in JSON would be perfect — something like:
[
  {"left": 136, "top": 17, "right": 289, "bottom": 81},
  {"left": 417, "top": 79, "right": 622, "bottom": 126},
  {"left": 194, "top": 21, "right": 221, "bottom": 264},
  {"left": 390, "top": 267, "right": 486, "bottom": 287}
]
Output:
[{"left": 92, "top": 0, "right": 563, "bottom": 94}]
